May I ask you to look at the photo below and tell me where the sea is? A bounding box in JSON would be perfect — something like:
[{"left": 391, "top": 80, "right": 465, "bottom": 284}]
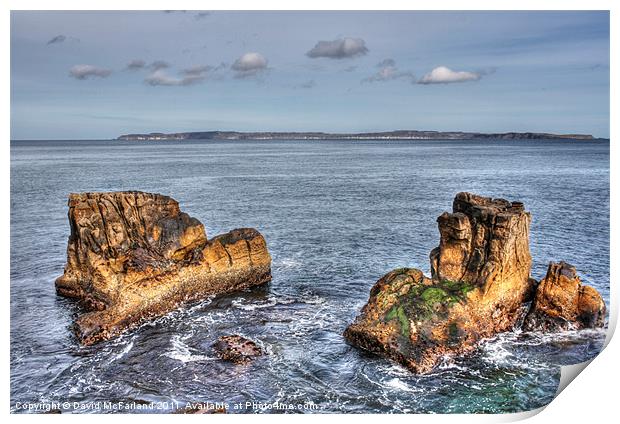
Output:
[{"left": 10, "top": 138, "right": 610, "bottom": 413}]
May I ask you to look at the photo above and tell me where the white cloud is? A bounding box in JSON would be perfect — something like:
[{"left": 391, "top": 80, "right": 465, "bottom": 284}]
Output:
[
  {"left": 418, "top": 66, "right": 481, "bottom": 84},
  {"left": 149, "top": 60, "right": 170, "bottom": 71},
  {"left": 144, "top": 63, "right": 224, "bottom": 86},
  {"left": 182, "top": 65, "right": 212, "bottom": 76},
  {"left": 47, "top": 35, "right": 80, "bottom": 45},
  {"left": 47, "top": 35, "right": 66, "bottom": 45},
  {"left": 126, "top": 59, "right": 146, "bottom": 71},
  {"left": 231, "top": 52, "right": 268, "bottom": 78},
  {"left": 306, "top": 37, "right": 368, "bottom": 59},
  {"left": 213, "top": 62, "right": 228, "bottom": 71},
  {"left": 144, "top": 69, "right": 205, "bottom": 86},
  {"left": 362, "top": 59, "right": 415, "bottom": 83},
  {"left": 376, "top": 58, "right": 396, "bottom": 68},
  {"left": 69, "top": 64, "right": 112, "bottom": 80}
]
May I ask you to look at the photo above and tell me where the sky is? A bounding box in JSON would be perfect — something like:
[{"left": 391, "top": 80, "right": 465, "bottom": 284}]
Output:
[{"left": 10, "top": 11, "right": 610, "bottom": 139}]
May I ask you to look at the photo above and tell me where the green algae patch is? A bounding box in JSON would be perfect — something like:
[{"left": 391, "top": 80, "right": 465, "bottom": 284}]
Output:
[
  {"left": 419, "top": 280, "right": 472, "bottom": 307},
  {"left": 382, "top": 275, "right": 474, "bottom": 338},
  {"left": 386, "top": 304, "right": 410, "bottom": 337},
  {"left": 441, "top": 279, "right": 475, "bottom": 296},
  {"left": 421, "top": 287, "right": 447, "bottom": 304}
]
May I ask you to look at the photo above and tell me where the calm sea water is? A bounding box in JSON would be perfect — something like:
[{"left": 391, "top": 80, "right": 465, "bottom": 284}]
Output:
[{"left": 10, "top": 139, "right": 609, "bottom": 414}]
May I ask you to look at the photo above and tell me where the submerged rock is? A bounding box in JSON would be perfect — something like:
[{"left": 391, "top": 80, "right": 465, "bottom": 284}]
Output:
[
  {"left": 55, "top": 191, "right": 272, "bottom": 345},
  {"left": 212, "top": 335, "right": 263, "bottom": 364},
  {"left": 523, "top": 261, "right": 605, "bottom": 331},
  {"left": 344, "top": 192, "right": 605, "bottom": 374}
]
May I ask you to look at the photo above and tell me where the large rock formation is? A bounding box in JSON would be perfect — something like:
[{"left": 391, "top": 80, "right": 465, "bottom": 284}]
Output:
[
  {"left": 344, "top": 192, "right": 605, "bottom": 374},
  {"left": 523, "top": 261, "right": 605, "bottom": 331},
  {"left": 55, "top": 191, "right": 271, "bottom": 345}
]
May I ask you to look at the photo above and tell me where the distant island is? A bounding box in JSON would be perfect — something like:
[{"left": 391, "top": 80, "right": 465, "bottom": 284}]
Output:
[{"left": 116, "top": 130, "right": 595, "bottom": 141}]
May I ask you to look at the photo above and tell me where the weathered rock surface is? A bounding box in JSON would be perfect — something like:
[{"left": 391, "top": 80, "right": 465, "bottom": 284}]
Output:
[
  {"left": 523, "top": 261, "right": 605, "bottom": 331},
  {"left": 430, "top": 193, "right": 535, "bottom": 332},
  {"left": 55, "top": 191, "right": 271, "bottom": 345},
  {"left": 212, "top": 335, "right": 263, "bottom": 364},
  {"left": 344, "top": 192, "right": 606, "bottom": 374}
]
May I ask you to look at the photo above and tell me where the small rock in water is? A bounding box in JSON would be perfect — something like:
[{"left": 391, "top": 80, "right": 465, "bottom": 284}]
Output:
[
  {"left": 213, "top": 335, "right": 263, "bottom": 364},
  {"left": 523, "top": 261, "right": 606, "bottom": 331}
]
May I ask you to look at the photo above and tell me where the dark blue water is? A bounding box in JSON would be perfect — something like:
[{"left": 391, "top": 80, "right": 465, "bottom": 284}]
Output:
[{"left": 10, "top": 139, "right": 609, "bottom": 413}]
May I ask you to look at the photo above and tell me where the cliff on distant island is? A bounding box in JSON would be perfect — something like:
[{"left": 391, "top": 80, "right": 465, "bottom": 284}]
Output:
[
  {"left": 55, "top": 191, "right": 272, "bottom": 345},
  {"left": 344, "top": 192, "right": 605, "bottom": 374},
  {"left": 116, "top": 130, "right": 595, "bottom": 141}
]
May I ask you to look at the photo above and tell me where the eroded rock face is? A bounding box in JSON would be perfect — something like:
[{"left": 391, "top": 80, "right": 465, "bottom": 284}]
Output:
[
  {"left": 523, "top": 261, "right": 605, "bottom": 331},
  {"left": 430, "top": 192, "right": 534, "bottom": 331},
  {"left": 55, "top": 191, "right": 271, "bottom": 345},
  {"left": 344, "top": 268, "right": 477, "bottom": 373},
  {"left": 212, "top": 335, "right": 263, "bottom": 364},
  {"left": 345, "top": 192, "right": 605, "bottom": 374}
]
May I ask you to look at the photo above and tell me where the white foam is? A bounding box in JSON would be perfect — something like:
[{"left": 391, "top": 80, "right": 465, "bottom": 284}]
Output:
[
  {"left": 232, "top": 296, "right": 278, "bottom": 311},
  {"left": 231, "top": 293, "right": 325, "bottom": 311},
  {"left": 164, "top": 334, "right": 214, "bottom": 363},
  {"left": 110, "top": 340, "right": 134, "bottom": 362},
  {"left": 385, "top": 378, "right": 416, "bottom": 393}
]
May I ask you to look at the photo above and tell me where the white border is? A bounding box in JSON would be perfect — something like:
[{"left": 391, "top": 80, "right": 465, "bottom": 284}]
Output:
[{"left": 3, "top": 1, "right": 617, "bottom": 422}]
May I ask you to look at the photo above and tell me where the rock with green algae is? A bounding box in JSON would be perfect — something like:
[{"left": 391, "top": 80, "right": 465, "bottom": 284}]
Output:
[
  {"left": 344, "top": 268, "right": 479, "bottom": 373},
  {"left": 345, "top": 192, "right": 606, "bottom": 374}
]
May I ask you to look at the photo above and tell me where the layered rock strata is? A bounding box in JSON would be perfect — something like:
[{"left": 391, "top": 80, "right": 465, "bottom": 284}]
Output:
[{"left": 55, "top": 191, "right": 271, "bottom": 345}]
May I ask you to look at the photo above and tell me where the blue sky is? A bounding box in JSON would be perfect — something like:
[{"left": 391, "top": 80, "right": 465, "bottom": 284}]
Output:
[{"left": 10, "top": 11, "right": 610, "bottom": 139}]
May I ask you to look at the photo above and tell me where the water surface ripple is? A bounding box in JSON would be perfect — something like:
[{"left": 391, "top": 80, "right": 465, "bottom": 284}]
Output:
[{"left": 10, "top": 139, "right": 609, "bottom": 413}]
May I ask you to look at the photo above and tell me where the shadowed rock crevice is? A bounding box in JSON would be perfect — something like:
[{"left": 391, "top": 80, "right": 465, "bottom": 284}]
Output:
[
  {"left": 344, "top": 192, "right": 605, "bottom": 374},
  {"left": 55, "top": 191, "right": 272, "bottom": 345}
]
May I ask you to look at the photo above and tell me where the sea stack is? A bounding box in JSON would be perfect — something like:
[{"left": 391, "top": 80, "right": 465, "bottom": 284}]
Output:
[
  {"left": 55, "top": 191, "right": 272, "bottom": 345},
  {"left": 344, "top": 192, "right": 605, "bottom": 374}
]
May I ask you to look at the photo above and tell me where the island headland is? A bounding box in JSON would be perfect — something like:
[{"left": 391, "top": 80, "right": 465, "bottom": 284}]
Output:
[
  {"left": 55, "top": 191, "right": 272, "bottom": 345},
  {"left": 116, "top": 130, "right": 595, "bottom": 141},
  {"left": 344, "top": 192, "right": 606, "bottom": 374}
]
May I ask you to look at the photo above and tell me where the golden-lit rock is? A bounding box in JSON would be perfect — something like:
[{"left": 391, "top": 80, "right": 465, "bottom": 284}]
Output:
[
  {"left": 523, "top": 261, "right": 605, "bottom": 331},
  {"left": 430, "top": 192, "right": 534, "bottom": 332},
  {"left": 345, "top": 192, "right": 605, "bottom": 374},
  {"left": 55, "top": 191, "right": 271, "bottom": 345}
]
